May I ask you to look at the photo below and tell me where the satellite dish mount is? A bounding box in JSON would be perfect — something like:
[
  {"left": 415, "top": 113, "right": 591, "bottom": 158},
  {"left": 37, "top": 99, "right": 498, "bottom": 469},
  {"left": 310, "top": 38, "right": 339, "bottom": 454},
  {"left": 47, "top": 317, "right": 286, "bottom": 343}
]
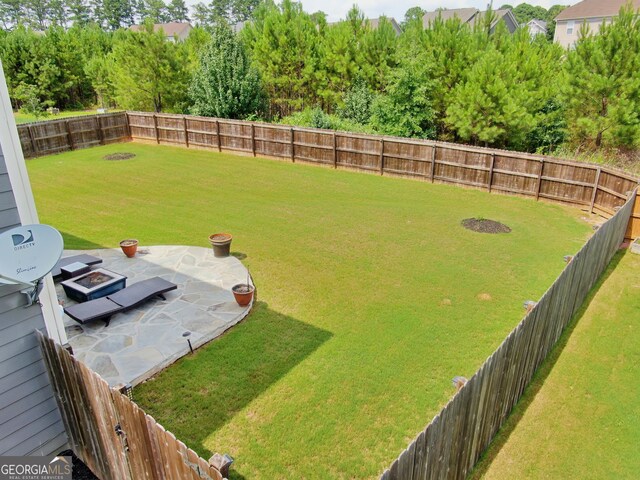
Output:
[{"left": 0, "top": 224, "right": 64, "bottom": 307}]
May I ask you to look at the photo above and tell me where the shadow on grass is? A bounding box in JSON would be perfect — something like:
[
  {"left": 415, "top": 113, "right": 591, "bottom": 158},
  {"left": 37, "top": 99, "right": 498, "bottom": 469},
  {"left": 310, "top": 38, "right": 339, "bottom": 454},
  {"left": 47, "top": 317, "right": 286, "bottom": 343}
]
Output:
[
  {"left": 133, "top": 300, "right": 332, "bottom": 466},
  {"left": 231, "top": 251, "right": 247, "bottom": 260},
  {"left": 468, "top": 250, "right": 626, "bottom": 479},
  {"left": 60, "top": 231, "right": 108, "bottom": 250}
]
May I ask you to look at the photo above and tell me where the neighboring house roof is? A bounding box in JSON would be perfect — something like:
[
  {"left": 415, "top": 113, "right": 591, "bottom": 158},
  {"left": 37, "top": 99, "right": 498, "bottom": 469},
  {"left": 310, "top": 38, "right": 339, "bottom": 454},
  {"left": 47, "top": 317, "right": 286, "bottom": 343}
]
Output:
[
  {"left": 422, "top": 8, "right": 479, "bottom": 27},
  {"left": 367, "top": 17, "right": 402, "bottom": 36},
  {"left": 327, "top": 16, "right": 403, "bottom": 36},
  {"left": 555, "top": 0, "right": 640, "bottom": 21},
  {"left": 422, "top": 8, "right": 518, "bottom": 33},
  {"left": 527, "top": 19, "right": 547, "bottom": 29},
  {"left": 130, "top": 22, "right": 192, "bottom": 37},
  {"left": 470, "top": 9, "right": 520, "bottom": 33}
]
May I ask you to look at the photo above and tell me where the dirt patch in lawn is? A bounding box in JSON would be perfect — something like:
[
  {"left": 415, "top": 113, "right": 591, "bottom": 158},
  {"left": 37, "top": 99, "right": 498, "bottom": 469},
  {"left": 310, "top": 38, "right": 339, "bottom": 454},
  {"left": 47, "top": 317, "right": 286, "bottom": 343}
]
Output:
[
  {"left": 462, "top": 218, "right": 511, "bottom": 234},
  {"left": 104, "top": 152, "right": 136, "bottom": 161}
]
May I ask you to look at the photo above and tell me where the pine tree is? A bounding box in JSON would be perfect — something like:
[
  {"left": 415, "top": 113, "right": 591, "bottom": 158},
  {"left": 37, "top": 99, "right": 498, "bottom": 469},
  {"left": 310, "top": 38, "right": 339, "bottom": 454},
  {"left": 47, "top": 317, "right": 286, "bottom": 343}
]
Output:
[
  {"left": 191, "top": 2, "right": 211, "bottom": 26},
  {"left": 241, "top": 0, "right": 320, "bottom": 116},
  {"left": 167, "top": 0, "right": 188, "bottom": 22},
  {"left": 231, "top": 0, "right": 259, "bottom": 23},
  {"left": 565, "top": 6, "right": 640, "bottom": 149},
  {"left": 142, "top": 0, "right": 168, "bottom": 23},
  {"left": 103, "top": 0, "right": 135, "bottom": 30},
  {"left": 0, "top": 0, "right": 24, "bottom": 29},
  {"left": 24, "top": 0, "right": 51, "bottom": 30},
  {"left": 109, "top": 21, "right": 189, "bottom": 111},
  {"left": 66, "top": 0, "right": 91, "bottom": 26}
]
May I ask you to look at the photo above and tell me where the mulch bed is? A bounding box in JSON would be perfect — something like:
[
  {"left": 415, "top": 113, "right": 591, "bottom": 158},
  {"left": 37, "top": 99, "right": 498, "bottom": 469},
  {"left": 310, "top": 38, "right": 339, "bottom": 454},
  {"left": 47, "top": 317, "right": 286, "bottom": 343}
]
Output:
[
  {"left": 461, "top": 218, "right": 511, "bottom": 234},
  {"left": 103, "top": 152, "right": 136, "bottom": 161}
]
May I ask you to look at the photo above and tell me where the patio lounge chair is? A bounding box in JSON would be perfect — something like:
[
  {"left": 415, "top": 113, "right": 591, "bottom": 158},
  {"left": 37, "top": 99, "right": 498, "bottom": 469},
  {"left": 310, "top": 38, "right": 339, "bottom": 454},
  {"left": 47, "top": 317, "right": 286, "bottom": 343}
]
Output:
[
  {"left": 64, "top": 277, "right": 177, "bottom": 327},
  {"left": 51, "top": 254, "right": 103, "bottom": 279}
]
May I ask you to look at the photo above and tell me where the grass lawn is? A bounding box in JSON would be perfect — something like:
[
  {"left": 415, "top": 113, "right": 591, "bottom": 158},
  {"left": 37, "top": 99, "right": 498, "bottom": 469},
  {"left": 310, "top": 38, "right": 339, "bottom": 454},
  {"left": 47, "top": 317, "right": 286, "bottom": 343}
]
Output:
[
  {"left": 14, "top": 108, "right": 121, "bottom": 124},
  {"left": 28, "top": 143, "right": 592, "bottom": 479},
  {"left": 470, "top": 250, "right": 640, "bottom": 479}
]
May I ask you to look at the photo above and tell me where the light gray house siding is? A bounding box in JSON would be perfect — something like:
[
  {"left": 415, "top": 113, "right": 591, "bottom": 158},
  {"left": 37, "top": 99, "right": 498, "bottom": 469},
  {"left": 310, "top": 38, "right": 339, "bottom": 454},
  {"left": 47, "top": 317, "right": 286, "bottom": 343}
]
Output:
[{"left": 0, "top": 145, "right": 67, "bottom": 456}]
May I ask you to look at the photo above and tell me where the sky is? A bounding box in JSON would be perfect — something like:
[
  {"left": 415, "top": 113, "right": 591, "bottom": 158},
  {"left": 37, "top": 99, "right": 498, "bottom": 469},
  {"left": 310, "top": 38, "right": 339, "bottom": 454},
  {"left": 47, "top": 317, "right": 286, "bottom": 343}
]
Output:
[{"left": 295, "top": 1, "right": 573, "bottom": 22}]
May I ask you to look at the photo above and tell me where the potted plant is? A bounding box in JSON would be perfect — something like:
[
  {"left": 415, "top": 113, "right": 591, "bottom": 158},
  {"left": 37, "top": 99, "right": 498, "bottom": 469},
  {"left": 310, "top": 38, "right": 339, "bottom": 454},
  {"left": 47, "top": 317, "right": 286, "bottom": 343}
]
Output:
[
  {"left": 208, "top": 233, "right": 232, "bottom": 257},
  {"left": 232, "top": 283, "right": 255, "bottom": 307},
  {"left": 119, "top": 239, "right": 138, "bottom": 258}
]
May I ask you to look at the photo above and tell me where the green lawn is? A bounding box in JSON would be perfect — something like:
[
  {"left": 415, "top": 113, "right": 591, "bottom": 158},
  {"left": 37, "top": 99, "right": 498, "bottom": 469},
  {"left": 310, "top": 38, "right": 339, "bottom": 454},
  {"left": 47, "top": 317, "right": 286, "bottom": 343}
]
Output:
[
  {"left": 14, "top": 108, "right": 121, "bottom": 124},
  {"left": 28, "top": 143, "right": 592, "bottom": 479},
  {"left": 470, "top": 250, "right": 640, "bottom": 479}
]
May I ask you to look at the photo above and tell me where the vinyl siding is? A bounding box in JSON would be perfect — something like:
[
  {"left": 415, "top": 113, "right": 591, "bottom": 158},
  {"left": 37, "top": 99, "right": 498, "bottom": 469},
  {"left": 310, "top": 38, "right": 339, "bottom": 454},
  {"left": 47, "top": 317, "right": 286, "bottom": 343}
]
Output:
[
  {"left": 0, "top": 145, "right": 67, "bottom": 456},
  {"left": 554, "top": 17, "right": 610, "bottom": 48}
]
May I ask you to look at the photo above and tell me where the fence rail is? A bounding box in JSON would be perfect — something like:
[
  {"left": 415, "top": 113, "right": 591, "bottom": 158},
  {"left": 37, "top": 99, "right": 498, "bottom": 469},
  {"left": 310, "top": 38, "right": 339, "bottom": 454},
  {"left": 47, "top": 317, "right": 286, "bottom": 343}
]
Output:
[
  {"left": 18, "top": 113, "right": 639, "bottom": 478},
  {"left": 17, "top": 112, "right": 129, "bottom": 158},
  {"left": 17, "top": 112, "right": 640, "bottom": 228},
  {"left": 122, "top": 112, "right": 639, "bottom": 220},
  {"left": 380, "top": 190, "right": 636, "bottom": 480},
  {"left": 37, "top": 332, "right": 225, "bottom": 480}
]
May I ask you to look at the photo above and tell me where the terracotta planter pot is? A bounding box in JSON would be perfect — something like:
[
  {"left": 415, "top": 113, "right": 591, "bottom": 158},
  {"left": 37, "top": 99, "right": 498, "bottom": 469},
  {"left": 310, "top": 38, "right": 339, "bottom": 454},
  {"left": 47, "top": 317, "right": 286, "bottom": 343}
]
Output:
[
  {"left": 209, "top": 233, "right": 232, "bottom": 257},
  {"left": 119, "top": 239, "right": 138, "bottom": 258},
  {"left": 232, "top": 284, "right": 255, "bottom": 307}
]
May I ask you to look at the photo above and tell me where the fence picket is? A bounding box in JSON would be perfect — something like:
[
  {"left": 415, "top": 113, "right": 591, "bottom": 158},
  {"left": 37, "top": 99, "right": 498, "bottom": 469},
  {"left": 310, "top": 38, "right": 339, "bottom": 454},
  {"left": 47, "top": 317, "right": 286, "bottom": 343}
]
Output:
[
  {"left": 36, "top": 332, "right": 225, "bottom": 480},
  {"left": 374, "top": 189, "right": 635, "bottom": 480}
]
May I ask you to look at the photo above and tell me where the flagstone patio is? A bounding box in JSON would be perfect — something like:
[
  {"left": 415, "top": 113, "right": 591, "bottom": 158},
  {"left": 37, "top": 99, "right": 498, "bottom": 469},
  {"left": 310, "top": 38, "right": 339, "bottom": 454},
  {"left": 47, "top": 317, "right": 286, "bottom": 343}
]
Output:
[{"left": 57, "top": 245, "right": 253, "bottom": 387}]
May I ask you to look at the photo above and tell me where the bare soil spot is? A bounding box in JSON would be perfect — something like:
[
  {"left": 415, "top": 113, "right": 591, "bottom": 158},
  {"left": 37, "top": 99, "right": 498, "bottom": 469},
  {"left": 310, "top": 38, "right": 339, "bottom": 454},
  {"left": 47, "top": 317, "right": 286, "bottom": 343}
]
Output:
[
  {"left": 462, "top": 218, "right": 511, "bottom": 234},
  {"left": 104, "top": 152, "right": 136, "bottom": 161},
  {"left": 477, "top": 293, "right": 492, "bottom": 301}
]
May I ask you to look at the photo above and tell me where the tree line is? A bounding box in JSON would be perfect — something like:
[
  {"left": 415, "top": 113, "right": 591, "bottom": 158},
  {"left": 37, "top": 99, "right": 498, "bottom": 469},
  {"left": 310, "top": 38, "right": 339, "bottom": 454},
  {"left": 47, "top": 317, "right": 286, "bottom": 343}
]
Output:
[
  {"left": 1, "top": 0, "right": 639, "bottom": 157},
  {"left": 0, "top": 0, "right": 259, "bottom": 30}
]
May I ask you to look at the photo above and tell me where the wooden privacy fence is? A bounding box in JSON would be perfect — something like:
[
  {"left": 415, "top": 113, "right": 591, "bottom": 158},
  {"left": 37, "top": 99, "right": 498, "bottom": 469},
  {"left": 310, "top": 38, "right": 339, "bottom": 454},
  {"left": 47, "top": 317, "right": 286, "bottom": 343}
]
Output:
[
  {"left": 380, "top": 190, "right": 636, "bottom": 480},
  {"left": 123, "top": 112, "right": 639, "bottom": 220},
  {"left": 37, "top": 331, "right": 225, "bottom": 480},
  {"left": 17, "top": 112, "right": 129, "bottom": 158},
  {"left": 17, "top": 112, "right": 640, "bottom": 235}
]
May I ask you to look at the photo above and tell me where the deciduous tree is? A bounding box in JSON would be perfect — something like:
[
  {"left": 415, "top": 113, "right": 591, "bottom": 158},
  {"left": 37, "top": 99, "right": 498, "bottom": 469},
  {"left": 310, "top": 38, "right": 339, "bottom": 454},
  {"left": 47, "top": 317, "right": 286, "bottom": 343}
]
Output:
[{"left": 189, "top": 23, "right": 265, "bottom": 118}]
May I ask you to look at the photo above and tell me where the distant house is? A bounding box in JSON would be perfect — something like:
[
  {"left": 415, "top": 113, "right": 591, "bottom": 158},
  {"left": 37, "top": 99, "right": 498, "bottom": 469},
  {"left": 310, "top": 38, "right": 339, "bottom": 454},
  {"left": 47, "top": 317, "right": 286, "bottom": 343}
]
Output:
[
  {"left": 422, "top": 8, "right": 519, "bottom": 33},
  {"left": 326, "top": 16, "right": 403, "bottom": 36},
  {"left": 367, "top": 17, "right": 403, "bottom": 36},
  {"left": 129, "top": 22, "right": 193, "bottom": 41},
  {"left": 554, "top": 0, "right": 640, "bottom": 48},
  {"left": 232, "top": 21, "right": 247, "bottom": 34},
  {"left": 526, "top": 19, "right": 547, "bottom": 38}
]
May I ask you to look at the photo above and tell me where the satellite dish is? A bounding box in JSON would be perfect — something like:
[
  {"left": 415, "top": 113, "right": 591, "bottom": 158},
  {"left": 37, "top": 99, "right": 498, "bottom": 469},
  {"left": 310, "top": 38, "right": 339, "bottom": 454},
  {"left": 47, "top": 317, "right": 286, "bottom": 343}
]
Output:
[{"left": 0, "top": 224, "right": 63, "bottom": 304}]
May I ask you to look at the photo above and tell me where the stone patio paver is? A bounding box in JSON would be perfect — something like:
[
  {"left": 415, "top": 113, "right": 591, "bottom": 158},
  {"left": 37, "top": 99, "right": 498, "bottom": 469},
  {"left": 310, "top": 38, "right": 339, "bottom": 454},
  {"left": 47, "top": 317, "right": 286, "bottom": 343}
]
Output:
[{"left": 57, "top": 245, "right": 253, "bottom": 386}]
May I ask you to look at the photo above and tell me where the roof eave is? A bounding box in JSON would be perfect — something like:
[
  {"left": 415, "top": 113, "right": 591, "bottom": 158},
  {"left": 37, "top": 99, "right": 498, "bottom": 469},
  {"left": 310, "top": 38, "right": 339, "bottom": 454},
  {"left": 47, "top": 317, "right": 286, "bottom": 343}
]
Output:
[{"left": 555, "top": 13, "right": 616, "bottom": 22}]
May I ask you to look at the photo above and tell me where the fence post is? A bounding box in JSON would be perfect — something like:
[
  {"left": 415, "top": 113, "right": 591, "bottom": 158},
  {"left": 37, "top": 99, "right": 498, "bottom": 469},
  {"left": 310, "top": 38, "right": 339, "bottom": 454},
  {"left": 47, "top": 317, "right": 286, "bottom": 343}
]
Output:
[
  {"left": 251, "top": 124, "right": 256, "bottom": 157},
  {"left": 535, "top": 159, "right": 544, "bottom": 200},
  {"left": 430, "top": 143, "right": 437, "bottom": 183},
  {"left": 589, "top": 167, "right": 602, "bottom": 214},
  {"left": 183, "top": 116, "right": 189, "bottom": 148},
  {"left": 124, "top": 112, "right": 132, "bottom": 139},
  {"left": 333, "top": 132, "right": 338, "bottom": 169},
  {"left": 96, "top": 116, "right": 104, "bottom": 145},
  {"left": 27, "top": 125, "right": 37, "bottom": 156},
  {"left": 290, "top": 128, "right": 295, "bottom": 163},
  {"left": 488, "top": 152, "right": 496, "bottom": 192},
  {"left": 379, "top": 139, "right": 385, "bottom": 176},
  {"left": 152, "top": 114, "right": 159, "bottom": 144},
  {"left": 65, "top": 120, "right": 75, "bottom": 151},
  {"left": 216, "top": 120, "right": 221, "bottom": 152}
]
